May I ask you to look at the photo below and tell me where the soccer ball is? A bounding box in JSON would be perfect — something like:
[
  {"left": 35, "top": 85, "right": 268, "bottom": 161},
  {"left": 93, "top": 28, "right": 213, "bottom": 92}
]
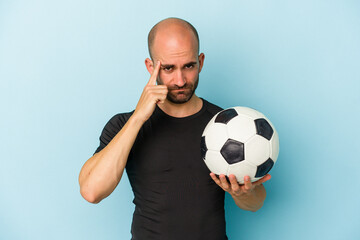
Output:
[{"left": 201, "top": 106, "right": 279, "bottom": 184}]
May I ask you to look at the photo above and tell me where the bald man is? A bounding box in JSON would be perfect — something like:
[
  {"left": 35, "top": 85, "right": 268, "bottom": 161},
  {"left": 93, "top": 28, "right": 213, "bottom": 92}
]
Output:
[{"left": 79, "top": 18, "right": 270, "bottom": 240}]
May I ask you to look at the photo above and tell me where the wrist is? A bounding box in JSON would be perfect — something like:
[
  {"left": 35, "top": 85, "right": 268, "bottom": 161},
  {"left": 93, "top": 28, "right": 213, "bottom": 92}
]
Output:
[{"left": 129, "top": 113, "right": 147, "bottom": 128}]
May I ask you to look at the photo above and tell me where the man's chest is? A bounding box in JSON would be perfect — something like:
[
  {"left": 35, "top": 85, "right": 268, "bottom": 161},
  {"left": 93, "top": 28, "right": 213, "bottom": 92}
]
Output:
[{"left": 128, "top": 119, "right": 210, "bottom": 178}]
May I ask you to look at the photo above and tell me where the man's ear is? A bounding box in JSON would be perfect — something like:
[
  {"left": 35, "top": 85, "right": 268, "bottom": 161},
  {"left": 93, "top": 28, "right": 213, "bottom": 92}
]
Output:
[
  {"left": 145, "top": 58, "right": 154, "bottom": 74},
  {"left": 198, "top": 53, "right": 205, "bottom": 73}
]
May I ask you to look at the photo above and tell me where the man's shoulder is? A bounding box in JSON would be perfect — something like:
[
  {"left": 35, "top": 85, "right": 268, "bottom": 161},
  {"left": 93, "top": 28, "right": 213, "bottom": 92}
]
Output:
[
  {"left": 93, "top": 110, "right": 135, "bottom": 155},
  {"left": 104, "top": 110, "right": 134, "bottom": 130},
  {"left": 202, "top": 98, "right": 223, "bottom": 116}
]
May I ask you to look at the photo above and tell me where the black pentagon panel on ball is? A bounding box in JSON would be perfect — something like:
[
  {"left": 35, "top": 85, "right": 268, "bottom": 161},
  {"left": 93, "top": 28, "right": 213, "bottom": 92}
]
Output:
[
  {"left": 255, "top": 158, "right": 274, "bottom": 178},
  {"left": 215, "top": 108, "right": 238, "bottom": 124},
  {"left": 200, "top": 136, "right": 207, "bottom": 160},
  {"left": 220, "top": 139, "right": 245, "bottom": 164},
  {"left": 255, "top": 118, "right": 274, "bottom": 140}
]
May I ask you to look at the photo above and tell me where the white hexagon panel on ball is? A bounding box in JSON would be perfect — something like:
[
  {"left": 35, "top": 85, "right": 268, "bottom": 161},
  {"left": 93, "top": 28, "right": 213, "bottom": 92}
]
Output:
[{"left": 204, "top": 150, "right": 229, "bottom": 175}]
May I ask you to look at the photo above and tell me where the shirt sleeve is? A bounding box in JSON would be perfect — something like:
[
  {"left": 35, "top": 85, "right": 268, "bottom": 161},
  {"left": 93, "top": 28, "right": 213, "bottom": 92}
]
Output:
[{"left": 93, "top": 112, "right": 133, "bottom": 155}]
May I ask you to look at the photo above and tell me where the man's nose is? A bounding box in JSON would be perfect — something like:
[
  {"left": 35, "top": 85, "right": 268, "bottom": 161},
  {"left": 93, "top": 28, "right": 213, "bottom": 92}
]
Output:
[{"left": 174, "top": 70, "right": 186, "bottom": 87}]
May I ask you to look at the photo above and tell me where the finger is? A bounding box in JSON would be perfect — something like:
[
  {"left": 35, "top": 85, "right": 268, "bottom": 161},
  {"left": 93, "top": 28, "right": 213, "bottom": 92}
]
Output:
[
  {"left": 145, "top": 86, "right": 168, "bottom": 103},
  {"left": 144, "top": 85, "right": 168, "bottom": 94},
  {"left": 229, "top": 174, "right": 240, "bottom": 192},
  {"left": 148, "top": 60, "right": 161, "bottom": 86},
  {"left": 219, "top": 174, "right": 230, "bottom": 190},
  {"left": 210, "top": 173, "right": 221, "bottom": 185},
  {"left": 243, "top": 176, "right": 253, "bottom": 192},
  {"left": 253, "top": 174, "right": 272, "bottom": 186},
  {"left": 155, "top": 92, "right": 168, "bottom": 104}
]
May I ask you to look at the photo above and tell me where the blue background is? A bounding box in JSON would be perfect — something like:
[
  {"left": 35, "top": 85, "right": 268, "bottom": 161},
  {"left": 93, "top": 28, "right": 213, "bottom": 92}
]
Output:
[{"left": 1, "top": 0, "right": 359, "bottom": 239}]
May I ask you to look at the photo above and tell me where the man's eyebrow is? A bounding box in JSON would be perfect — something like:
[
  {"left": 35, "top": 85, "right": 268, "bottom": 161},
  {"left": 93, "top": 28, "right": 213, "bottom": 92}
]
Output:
[
  {"left": 160, "top": 62, "right": 197, "bottom": 68},
  {"left": 161, "top": 64, "right": 175, "bottom": 68},
  {"left": 183, "top": 61, "right": 197, "bottom": 67}
]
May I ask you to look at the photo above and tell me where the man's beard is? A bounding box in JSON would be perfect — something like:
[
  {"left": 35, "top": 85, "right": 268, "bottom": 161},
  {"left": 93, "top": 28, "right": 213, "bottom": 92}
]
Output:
[{"left": 157, "top": 76, "right": 199, "bottom": 104}]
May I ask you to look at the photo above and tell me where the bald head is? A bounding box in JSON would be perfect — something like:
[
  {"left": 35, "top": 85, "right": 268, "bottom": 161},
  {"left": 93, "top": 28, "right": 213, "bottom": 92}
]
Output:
[{"left": 147, "top": 18, "right": 200, "bottom": 60}]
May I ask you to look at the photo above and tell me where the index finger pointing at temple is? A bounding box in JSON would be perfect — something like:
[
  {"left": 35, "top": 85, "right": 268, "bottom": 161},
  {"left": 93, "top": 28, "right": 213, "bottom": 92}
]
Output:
[{"left": 148, "top": 60, "right": 161, "bottom": 85}]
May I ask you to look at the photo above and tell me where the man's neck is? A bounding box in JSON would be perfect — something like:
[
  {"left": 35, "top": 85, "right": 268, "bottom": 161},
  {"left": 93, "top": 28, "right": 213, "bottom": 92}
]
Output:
[{"left": 157, "top": 95, "right": 203, "bottom": 118}]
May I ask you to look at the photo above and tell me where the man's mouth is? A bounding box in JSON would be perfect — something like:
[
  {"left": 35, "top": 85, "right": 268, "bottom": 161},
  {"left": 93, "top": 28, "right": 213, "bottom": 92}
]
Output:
[{"left": 169, "top": 86, "right": 191, "bottom": 91}]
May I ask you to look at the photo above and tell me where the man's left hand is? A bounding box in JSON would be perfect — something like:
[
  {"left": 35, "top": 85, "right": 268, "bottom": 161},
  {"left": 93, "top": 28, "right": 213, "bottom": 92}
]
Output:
[{"left": 209, "top": 173, "right": 271, "bottom": 198}]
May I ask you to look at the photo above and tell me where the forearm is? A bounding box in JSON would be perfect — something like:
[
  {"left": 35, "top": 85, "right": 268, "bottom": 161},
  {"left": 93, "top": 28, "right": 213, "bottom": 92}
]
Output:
[
  {"left": 232, "top": 184, "right": 267, "bottom": 212},
  {"left": 79, "top": 115, "right": 144, "bottom": 203}
]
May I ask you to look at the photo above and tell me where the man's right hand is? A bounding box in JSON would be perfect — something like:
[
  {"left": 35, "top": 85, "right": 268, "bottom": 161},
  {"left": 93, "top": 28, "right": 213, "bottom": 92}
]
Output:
[{"left": 133, "top": 61, "right": 168, "bottom": 123}]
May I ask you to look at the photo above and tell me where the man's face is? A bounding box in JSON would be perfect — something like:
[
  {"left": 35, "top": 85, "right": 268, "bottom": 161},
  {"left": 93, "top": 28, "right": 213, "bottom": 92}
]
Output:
[
  {"left": 156, "top": 55, "right": 201, "bottom": 104},
  {"left": 151, "top": 30, "right": 204, "bottom": 104}
]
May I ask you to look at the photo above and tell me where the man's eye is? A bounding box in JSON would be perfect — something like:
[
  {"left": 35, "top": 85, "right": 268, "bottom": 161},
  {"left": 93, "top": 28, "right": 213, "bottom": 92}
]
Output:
[
  {"left": 163, "top": 67, "right": 172, "bottom": 71},
  {"left": 185, "top": 64, "right": 194, "bottom": 69}
]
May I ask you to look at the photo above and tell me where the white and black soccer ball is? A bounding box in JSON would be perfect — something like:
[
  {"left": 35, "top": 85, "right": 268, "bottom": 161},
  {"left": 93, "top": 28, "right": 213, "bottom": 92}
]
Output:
[{"left": 201, "top": 106, "right": 279, "bottom": 184}]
